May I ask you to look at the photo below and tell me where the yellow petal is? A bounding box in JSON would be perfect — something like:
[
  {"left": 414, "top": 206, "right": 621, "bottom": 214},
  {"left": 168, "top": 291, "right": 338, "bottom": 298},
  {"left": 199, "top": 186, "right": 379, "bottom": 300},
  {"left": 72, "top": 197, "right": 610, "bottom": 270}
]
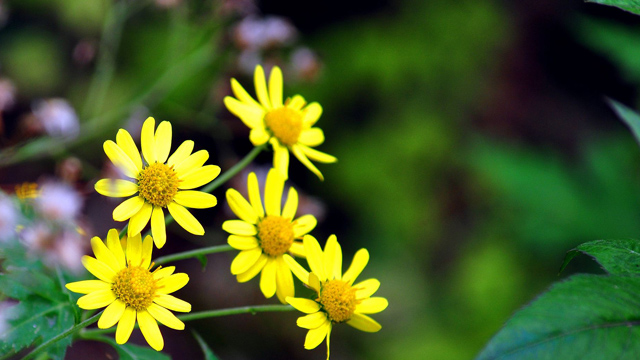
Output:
[
  {"left": 226, "top": 188, "right": 259, "bottom": 224},
  {"left": 104, "top": 140, "right": 139, "bottom": 178},
  {"left": 113, "top": 196, "right": 145, "bottom": 222},
  {"left": 291, "top": 144, "right": 323, "bottom": 181},
  {"left": 323, "top": 235, "right": 342, "bottom": 281},
  {"left": 82, "top": 255, "right": 117, "bottom": 283},
  {"left": 231, "top": 77, "right": 260, "bottom": 108},
  {"left": 271, "top": 139, "right": 290, "bottom": 181},
  {"left": 223, "top": 96, "right": 264, "bottom": 129},
  {"left": 156, "top": 273, "right": 189, "bottom": 294},
  {"left": 297, "top": 312, "right": 328, "bottom": 329},
  {"left": 281, "top": 187, "right": 298, "bottom": 220},
  {"left": 293, "top": 215, "right": 317, "bottom": 238},
  {"left": 116, "top": 129, "right": 143, "bottom": 171},
  {"left": 275, "top": 256, "right": 294, "bottom": 304},
  {"left": 230, "top": 247, "right": 263, "bottom": 275},
  {"left": 303, "top": 235, "right": 325, "bottom": 281},
  {"left": 304, "top": 321, "right": 331, "bottom": 350},
  {"left": 154, "top": 121, "right": 172, "bottom": 164},
  {"left": 98, "top": 299, "right": 127, "bottom": 329},
  {"left": 77, "top": 289, "right": 116, "bottom": 310},
  {"left": 115, "top": 307, "right": 136, "bottom": 344},
  {"left": 269, "top": 66, "right": 283, "bottom": 108},
  {"left": 167, "top": 202, "right": 204, "bottom": 235},
  {"left": 91, "top": 236, "right": 120, "bottom": 273},
  {"left": 228, "top": 235, "right": 259, "bottom": 250},
  {"left": 151, "top": 206, "right": 166, "bottom": 249},
  {"left": 153, "top": 294, "right": 191, "bottom": 312},
  {"left": 302, "top": 102, "right": 322, "bottom": 127},
  {"left": 288, "top": 95, "right": 306, "bottom": 110},
  {"left": 343, "top": 248, "right": 369, "bottom": 285},
  {"left": 249, "top": 127, "right": 270, "bottom": 146},
  {"left": 237, "top": 254, "right": 268, "bottom": 283},
  {"left": 128, "top": 202, "right": 152, "bottom": 238},
  {"left": 356, "top": 297, "right": 388, "bottom": 314},
  {"left": 178, "top": 165, "right": 221, "bottom": 190},
  {"left": 222, "top": 220, "right": 257, "bottom": 236},
  {"left": 260, "top": 258, "right": 277, "bottom": 298},
  {"left": 286, "top": 297, "right": 321, "bottom": 314},
  {"left": 298, "top": 128, "right": 325, "bottom": 147},
  {"left": 138, "top": 310, "right": 164, "bottom": 351},
  {"left": 346, "top": 313, "right": 381, "bottom": 332},
  {"left": 141, "top": 117, "right": 157, "bottom": 165},
  {"left": 300, "top": 144, "right": 337, "bottom": 163},
  {"left": 106, "top": 228, "right": 126, "bottom": 269},
  {"left": 126, "top": 233, "right": 143, "bottom": 267},
  {"left": 167, "top": 140, "right": 194, "bottom": 167},
  {"left": 289, "top": 242, "right": 305, "bottom": 257},
  {"left": 254, "top": 65, "right": 271, "bottom": 110},
  {"left": 147, "top": 303, "right": 184, "bottom": 330},
  {"left": 153, "top": 266, "right": 175, "bottom": 280},
  {"left": 283, "top": 254, "right": 309, "bottom": 285},
  {"left": 141, "top": 235, "right": 154, "bottom": 269},
  {"left": 247, "top": 172, "right": 265, "bottom": 218},
  {"left": 173, "top": 191, "right": 217, "bottom": 209},
  {"left": 353, "top": 279, "right": 380, "bottom": 299},
  {"left": 308, "top": 272, "right": 321, "bottom": 293},
  {"left": 264, "top": 168, "right": 284, "bottom": 216},
  {"left": 95, "top": 179, "right": 138, "bottom": 197},
  {"left": 66, "top": 280, "right": 110, "bottom": 294},
  {"left": 173, "top": 150, "right": 209, "bottom": 176}
]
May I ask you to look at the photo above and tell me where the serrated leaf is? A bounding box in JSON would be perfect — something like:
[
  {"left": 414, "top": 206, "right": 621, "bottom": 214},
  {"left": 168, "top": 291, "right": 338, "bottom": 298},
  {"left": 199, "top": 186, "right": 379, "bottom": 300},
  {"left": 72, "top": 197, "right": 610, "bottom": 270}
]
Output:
[
  {"left": 608, "top": 98, "right": 640, "bottom": 148},
  {"left": 560, "top": 239, "right": 640, "bottom": 275},
  {"left": 192, "top": 330, "right": 219, "bottom": 360},
  {"left": 587, "top": 0, "right": 640, "bottom": 15},
  {"left": 476, "top": 274, "right": 640, "bottom": 360},
  {"left": 0, "top": 268, "right": 64, "bottom": 302},
  {"left": 115, "top": 341, "right": 172, "bottom": 360}
]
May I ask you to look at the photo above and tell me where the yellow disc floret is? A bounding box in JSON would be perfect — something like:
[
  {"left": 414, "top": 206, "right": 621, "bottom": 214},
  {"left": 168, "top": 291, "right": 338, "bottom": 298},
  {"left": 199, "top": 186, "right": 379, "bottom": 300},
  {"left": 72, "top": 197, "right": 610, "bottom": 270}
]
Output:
[
  {"left": 137, "top": 163, "right": 179, "bottom": 207},
  {"left": 257, "top": 215, "right": 294, "bottom": 257},
  {"left": 264, "top": 107, "right": 303, "bottom": 146},
  {"left": 113, "top": 265, "right": 157, "bottom": 311},
  {"left": 319, "top": 280, "right": 359, "bottom": 323}
]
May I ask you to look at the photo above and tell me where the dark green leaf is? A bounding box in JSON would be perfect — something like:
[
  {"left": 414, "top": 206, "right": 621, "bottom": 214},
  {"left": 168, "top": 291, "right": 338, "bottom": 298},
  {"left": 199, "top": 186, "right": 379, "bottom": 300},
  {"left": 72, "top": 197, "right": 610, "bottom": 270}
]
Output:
[
  {"left": 115, "top": 342, "right": 172, "bottom": 360},
  {"left": 608, "top": 98, "right": 640, "bottom": 147},
  {"left": 192, "top": 330, "right": 219, "bottom": 360},
  {"left": 476, "top": 274, "right": 640, "bottom": 360},
  {"left": 0, "top": 267, "right": 65, "bottom": 302},
  {"left": 560, "top": 239, "right": 640, "bottom": 275},
  {"left": 587, "top": 0, "right": 640, "bottom": 15},
  {"left": 195, "top": 254, "right": 208, "bottom": 269}
]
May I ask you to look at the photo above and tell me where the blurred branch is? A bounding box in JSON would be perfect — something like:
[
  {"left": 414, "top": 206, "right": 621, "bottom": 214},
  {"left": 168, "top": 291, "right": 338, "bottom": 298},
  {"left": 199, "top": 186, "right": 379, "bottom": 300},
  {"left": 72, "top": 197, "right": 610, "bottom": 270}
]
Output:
[{"left": 154, "top": 244, "right": 233, "bottom": 265}]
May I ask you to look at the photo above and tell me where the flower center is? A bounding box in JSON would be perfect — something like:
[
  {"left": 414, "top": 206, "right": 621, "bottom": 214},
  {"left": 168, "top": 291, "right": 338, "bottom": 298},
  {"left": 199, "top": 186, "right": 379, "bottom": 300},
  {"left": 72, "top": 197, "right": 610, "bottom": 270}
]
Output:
[
  {"left": 137, "top": 163, "right": 179, "bottom": 207},
  {"left": 257, "top": 215, "right": 294, "bottom": 257},
  {"left": 264, "top": 107, "right": 303, "bottom": 146},
  {"left": 319, "top": 279, "right": 358, "bottom": 323},
  {"left": 112, "top": 265, "right": 156, "bottom": 311}
]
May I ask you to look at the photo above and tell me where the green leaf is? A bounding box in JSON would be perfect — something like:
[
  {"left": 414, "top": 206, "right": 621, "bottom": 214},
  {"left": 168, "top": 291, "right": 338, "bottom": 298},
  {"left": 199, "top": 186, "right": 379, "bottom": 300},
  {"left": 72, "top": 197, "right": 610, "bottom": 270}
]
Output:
[
  {"left": 192, "top": 330, "right": 219, "bottom": 360},
  {"left": 608, "top": 98, "right": 640, "bottom": 148},
  {"left": 0, "top": 268, "right": 64, "bottom": 302},
  {"left": 195, "top": 254, "right": 208, "bottom": 269},
  {"left": 587, "top": 0, "right": 640, "bottom": 15},
  {"left": 560, "top": 239, "right": 640, "bottom": 275},
  {"left": 476, "top": 274, "right": 640, "bottom": 360},
  {"left": 115, "top": 342, "right": 171, "bottom": 360}
]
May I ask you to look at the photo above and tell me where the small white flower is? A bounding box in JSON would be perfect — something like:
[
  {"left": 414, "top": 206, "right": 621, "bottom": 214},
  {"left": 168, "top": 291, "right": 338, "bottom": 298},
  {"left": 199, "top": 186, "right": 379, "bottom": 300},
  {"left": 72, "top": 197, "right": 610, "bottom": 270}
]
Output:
[
  {"left": 0, "top": 195, "right": 19, "bottom": 242},
  {"left": 35, "top": 181, "right": 82, "bottom": 222},
  {"left": 32, "top": 99, "right": 80, "bottom": 139}
]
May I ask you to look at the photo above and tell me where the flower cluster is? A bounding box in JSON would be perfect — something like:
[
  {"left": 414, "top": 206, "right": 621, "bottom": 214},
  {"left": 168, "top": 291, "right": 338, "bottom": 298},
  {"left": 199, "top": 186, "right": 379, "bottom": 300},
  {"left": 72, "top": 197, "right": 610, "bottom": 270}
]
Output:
[{"left": 63, "top": 64, "right": 386, "bottom": 357}]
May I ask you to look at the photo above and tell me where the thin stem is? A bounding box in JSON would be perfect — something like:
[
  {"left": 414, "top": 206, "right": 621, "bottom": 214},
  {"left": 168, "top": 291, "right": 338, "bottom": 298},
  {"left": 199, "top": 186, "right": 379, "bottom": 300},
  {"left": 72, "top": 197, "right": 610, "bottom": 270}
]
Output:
[
  {"left": 154, "top": 244, "right": 233, "bottom": 265},
  {"left": 81, "top": 305, "right": 293, "bottom": 337},
  {"left": 19, "top": 312, "right": 102, "bottom": 360}
]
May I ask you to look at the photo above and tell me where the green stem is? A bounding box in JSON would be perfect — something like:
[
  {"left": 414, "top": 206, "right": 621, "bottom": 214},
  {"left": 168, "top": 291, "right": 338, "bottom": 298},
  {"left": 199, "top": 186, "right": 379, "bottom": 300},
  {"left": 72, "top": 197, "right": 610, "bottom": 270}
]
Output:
[
  {"left": 154, "top": 244, "right": 233, "bottom": 265},
  {"left": 19, "top": 312, "right": 102, "bottom": 360},
  {"left": 81, "top": 305, "right": 293, "bottom": 337}
]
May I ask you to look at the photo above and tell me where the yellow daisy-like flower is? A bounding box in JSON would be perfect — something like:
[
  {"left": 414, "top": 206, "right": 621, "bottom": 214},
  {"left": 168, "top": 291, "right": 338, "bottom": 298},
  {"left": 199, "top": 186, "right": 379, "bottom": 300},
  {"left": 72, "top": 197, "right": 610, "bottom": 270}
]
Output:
[
  {"left": 95, "top": 117, "right": 220, "bottom": 248},
  {"left": 284, "top": 235, "right": 388, "bottom": 359},
  {"left": 65, "top": 229, "right": 191, "bottom": 351},
  {"left": 222, "top": 168, "right": 317, "bottom": 303},
  {"left": 224, "top": 65, "right": 337, "bottom": 180}
]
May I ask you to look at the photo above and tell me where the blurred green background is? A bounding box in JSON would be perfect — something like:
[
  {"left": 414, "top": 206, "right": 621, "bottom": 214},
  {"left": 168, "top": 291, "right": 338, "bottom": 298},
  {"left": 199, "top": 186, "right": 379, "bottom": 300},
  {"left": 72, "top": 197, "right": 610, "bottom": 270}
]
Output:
[{"left": 2, "top": 0, "right": 640, "bottom": 358}]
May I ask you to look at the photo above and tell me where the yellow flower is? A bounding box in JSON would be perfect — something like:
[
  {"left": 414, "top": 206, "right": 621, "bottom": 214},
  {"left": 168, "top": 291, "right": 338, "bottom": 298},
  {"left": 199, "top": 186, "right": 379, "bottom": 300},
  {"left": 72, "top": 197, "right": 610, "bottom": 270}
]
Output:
[
  {"left": 222, "top": 168, "right": 317, "bottom": 303},
  {"left": 285, "top": 235, "right": 388, "bottom": 359},
  {"left": 224, "top": 65, "right": 336, "bottom": 180},
  {"left": 65, "top": 229, "right": 191, "bottom": 351},
  {"left": 95, "top": 117, "right": 220, "bottom": 248}
]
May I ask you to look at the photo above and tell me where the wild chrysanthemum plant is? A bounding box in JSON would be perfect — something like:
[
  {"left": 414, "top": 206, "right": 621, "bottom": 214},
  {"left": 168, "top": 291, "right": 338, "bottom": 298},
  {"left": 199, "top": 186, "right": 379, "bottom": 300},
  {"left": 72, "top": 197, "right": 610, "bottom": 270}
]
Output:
[
  {"left": 95, "top": 117, "right": 220, "bottom": 248},
  {"left": 224, "top": 65, "right": 337, "bottom": 180},
  {"left": 223, "top": 168, "right": 317, "bottom": 303},
  {"left": 65, "top": 229, "right": 191, "bottom": 351},
  {"left": 285, "top": 234, "right": 388, "bottom": 359}
]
